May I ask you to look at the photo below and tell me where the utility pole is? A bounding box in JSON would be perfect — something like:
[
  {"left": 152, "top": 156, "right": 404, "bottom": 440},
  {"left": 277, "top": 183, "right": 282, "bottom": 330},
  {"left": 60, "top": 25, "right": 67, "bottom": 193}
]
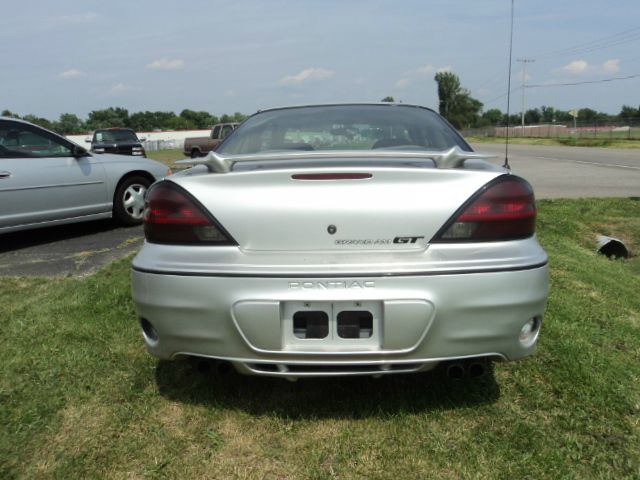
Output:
[{"left": 517, "top": 58, "right": 535, "bottom": 128}]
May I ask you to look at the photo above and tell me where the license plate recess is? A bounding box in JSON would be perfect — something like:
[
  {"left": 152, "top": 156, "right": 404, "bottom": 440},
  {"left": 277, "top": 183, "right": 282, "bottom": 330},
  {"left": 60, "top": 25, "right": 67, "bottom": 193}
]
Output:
[{"left": 282, "top": 301, "right": 382, "bottom": 351}]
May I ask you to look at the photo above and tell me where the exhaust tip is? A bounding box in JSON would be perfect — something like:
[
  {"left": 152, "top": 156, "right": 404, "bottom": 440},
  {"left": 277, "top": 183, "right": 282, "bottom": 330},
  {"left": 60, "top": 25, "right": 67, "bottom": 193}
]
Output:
[
  {"left": 467, "top": 361, "right": 486, "bottom": 378},
  {"left": 216, "top": 361, "right": 233, "bottom": 376},
  {"left": 446, "top": 363, "right": 465, "bottom": 379},
  {"left": 139, "top": 318, "right": 158, "bottom": 343}
]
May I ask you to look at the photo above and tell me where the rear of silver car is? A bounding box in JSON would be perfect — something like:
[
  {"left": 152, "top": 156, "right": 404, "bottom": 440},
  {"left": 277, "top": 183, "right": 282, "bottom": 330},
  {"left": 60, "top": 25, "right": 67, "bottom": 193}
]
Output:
[{"left": 132, "top": 158, "right": 548, "bottom": 378}]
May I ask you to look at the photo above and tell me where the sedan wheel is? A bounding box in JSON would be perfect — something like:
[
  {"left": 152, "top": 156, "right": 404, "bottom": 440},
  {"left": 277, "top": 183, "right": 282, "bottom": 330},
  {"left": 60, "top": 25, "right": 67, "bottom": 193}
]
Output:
[{"left": 113, "top": 176, "right": 151, "bottom": 225}]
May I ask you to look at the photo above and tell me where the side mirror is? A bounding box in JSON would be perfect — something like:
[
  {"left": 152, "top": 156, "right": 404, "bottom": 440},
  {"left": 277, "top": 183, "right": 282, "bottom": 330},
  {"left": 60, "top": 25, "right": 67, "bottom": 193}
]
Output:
[
  {"left": 84, "top": 137, "right": 92, "bottom": 143},
  {"left": 138, "top": 137, "right": 146, "bottom": 142},
  {"left": 72, "top": 145, "right": 89, "bottom": 158}
]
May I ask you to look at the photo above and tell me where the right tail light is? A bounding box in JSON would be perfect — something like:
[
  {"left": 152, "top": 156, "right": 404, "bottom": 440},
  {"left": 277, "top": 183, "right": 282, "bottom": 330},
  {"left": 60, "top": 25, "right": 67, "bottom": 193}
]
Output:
[{"left": 432, "top": 175, "right": 536, "bottom": 242}]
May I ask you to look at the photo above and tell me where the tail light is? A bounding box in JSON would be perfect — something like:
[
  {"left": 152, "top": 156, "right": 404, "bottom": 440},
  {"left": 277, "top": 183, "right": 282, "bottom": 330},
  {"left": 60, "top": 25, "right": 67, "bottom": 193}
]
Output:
[
  {"left": 432, "top": 175, "right": 536, "bottom": 242},
  {"left": 143, "top": 181, "right": 236, "bottom": 245}
]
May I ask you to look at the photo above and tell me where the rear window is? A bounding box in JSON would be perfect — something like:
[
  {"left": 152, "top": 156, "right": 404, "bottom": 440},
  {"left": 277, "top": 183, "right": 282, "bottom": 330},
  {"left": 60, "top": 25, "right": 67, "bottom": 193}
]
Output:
[{"left": 217, "top": 105, "right": 470, "bottom": 155}]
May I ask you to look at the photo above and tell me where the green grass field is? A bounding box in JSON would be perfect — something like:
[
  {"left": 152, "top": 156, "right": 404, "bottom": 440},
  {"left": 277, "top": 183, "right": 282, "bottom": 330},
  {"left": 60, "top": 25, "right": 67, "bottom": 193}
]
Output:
[{"left": 1, "top": 198, "right": 639, "bottom": 478}]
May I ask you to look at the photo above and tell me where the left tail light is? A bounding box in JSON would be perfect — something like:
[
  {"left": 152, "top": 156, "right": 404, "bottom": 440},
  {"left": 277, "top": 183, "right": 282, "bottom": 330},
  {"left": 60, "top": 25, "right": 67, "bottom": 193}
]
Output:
[
  {"left": 143, "top": 181, "right": 236, "bottom": 245},
  {"left": 432, "top": 175, "right": 537, "bottom": 242}
]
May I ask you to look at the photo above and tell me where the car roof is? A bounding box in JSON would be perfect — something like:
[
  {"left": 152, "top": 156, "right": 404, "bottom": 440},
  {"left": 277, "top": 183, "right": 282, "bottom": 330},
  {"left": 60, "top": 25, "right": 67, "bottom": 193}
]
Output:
[{"left": 255, "top": 102, "right": 437, "bottom": 115}]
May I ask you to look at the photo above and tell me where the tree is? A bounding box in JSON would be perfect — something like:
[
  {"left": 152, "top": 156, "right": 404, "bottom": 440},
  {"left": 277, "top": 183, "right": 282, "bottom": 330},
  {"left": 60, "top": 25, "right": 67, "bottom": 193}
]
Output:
[
  {"left": 55, "top": 113, "right": 85, "bottom": 134},
  {"left": 1, "top": 110, "right": 20, "bottom": 118},
  {"left": 433, "top": 72, "right": 483, "bottom": 129},
  {"left": 482, "top": 108, "right": 503, "bottom": 126},
  {"left": 434, "top": 72, "right": 461, "bottom": 119},
  {"left": 232, "top": 112, "right": 247, "bottom": 123},
  {"left": 434, "top": 72, "right": 483, "bottom": 129},
  {"left": 180, "top": 109, "right": 217, "bottom": 129},
  {"left": 129, "top": 111, "right": 155, "bottom": 131},
  {"left": 86, "top": 107, "right": 129, "bottom": 130},
  {"left": 381, "top": 96, "right": 395, "bottom": 102},
  {"left": 540, "top": 105, "right": 556, "bottom": 123},
  {"left": 554, "top": 110, "right": 573, "bottom": 123},
  {"left": 167, "top": 116, "right": 195, "bottom": 130},
  {"left": 524, "top": 108, "right": 542, "bottom": 125},
  {"left": 577, "top": 108, "right": 599, "bottom": 123},
  {"left": 22, "top": 114, "right": 54, "bottom": 131},
  {"left": 619, "top": 105, "right": 639, "bottom": 120}
]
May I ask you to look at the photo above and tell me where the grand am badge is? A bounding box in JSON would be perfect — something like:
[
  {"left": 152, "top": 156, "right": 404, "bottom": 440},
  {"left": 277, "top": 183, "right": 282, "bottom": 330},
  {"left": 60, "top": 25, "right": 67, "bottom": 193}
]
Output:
[{"left": 288, "top": 280, "right": 375, "bottom": 289}]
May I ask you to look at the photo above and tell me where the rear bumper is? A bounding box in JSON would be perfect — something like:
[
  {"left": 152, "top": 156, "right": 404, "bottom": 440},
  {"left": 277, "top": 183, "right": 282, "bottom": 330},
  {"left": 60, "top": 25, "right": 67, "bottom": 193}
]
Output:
[{"left": 131, "top": 263, "right": 549, "bottom": 378}]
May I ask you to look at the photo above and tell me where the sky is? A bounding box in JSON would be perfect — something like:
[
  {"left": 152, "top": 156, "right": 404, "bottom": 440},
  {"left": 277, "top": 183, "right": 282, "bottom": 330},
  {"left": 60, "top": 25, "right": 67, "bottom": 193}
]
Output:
[{"left": 2, "top": 0, "right": 640, "bottom": 120}]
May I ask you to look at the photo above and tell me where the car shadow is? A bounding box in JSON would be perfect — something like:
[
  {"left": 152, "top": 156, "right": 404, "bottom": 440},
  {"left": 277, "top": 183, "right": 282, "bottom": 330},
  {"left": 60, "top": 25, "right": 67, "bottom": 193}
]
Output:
[
  {"left": 0, "top": 219, "right": 141, "bottom": 253},
  {"left": 154, "top": 359, "right": 500, "bottom": 419}
]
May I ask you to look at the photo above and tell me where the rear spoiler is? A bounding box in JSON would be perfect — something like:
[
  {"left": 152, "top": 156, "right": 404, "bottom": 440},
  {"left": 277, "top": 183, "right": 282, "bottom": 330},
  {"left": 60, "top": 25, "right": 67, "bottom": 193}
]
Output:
[{"left": 175, "top": 146, "right": 495, "bottom": 173}]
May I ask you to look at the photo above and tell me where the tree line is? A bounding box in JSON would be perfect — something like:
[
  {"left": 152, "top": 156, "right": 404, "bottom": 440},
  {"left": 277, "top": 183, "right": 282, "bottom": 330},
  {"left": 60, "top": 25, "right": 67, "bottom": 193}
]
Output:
[
  {"left": 0, "top": 108, "right": 248, "bottom": 135},
  {"left": 6, "top": 75, "right": 640, "bottom": 135},
  {"left": 396, "top": 71, "right": 640, "bottom": 130}
]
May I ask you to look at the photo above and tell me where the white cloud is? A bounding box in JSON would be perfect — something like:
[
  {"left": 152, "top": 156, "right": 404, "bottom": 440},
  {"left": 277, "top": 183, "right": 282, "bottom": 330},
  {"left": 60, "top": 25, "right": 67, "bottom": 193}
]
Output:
[
  {"left": 417, "top": 65, "right": 436, "bottom": 76},
  {"left": 394, "top": 64, "right": 450, "bottom": 89},
  {"left": 395, "top": 78, "right": 412, "bottom": 88},
  {"left": 58, "top": 69, "right": 85, "bottom": 79},
  {"left": 417, "top": 64, "right": 451, "bottom": 76},
  {"left": 279, "top": 67, "right": 335, "bottom": 85},
  {"left": 50, "top": 13, "right": 97, "bottom": 25},
  {"left": 556, "top": 58, "right": 620, "bottom": 76},
  {"left": 601, "top": 59, "right": 620, "bottom": 74},
  {"left": 110, "top": 83, "right": 129, "bottom": 93},
  {"left": 561, "top": 59, "right": 589, "bottom": 75},
  {"left": 146, "top": 58, "right": 185, "bottom": 70}
]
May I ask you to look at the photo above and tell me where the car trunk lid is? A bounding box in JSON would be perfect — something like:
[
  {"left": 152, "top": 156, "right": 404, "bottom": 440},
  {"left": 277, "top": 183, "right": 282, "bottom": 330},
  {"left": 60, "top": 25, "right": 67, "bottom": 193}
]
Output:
[{"left": 175, "top": 167, "right": 503, "bottom": 252}]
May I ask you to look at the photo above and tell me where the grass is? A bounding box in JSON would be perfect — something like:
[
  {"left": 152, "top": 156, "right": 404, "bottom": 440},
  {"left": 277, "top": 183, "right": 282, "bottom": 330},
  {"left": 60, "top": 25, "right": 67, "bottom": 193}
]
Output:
[
  {"left": 146, "top": 148, "right": 188, "bottom": 167},
  {"left": 467, "top": 136, "right": 640, "bottom": 148},
  {"left": 1, "top": 199, "right": 640, "bottom": 478}
]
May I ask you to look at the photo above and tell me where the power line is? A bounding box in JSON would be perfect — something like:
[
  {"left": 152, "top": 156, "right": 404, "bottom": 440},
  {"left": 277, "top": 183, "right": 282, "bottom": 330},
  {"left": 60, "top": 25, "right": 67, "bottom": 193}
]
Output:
[
  {"left": 483, "top": 86, "right": 522, "bottom": 106},
  {"left": 526, "top": 73, "right": 640, "bottom": 88},
  {"left": 534, "top": 27, "right": 640, "bottom": 60},
  {"left": 480, "top": 24, "right": 640, "bottom": 111}
]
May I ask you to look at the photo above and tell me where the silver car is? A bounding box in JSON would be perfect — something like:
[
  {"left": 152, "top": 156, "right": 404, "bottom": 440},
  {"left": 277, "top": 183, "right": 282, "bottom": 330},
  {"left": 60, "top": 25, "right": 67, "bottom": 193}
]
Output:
[
  {"left": 0, "top": 117, "right": 170, "bottom": 233},
  {"left": 132, "top": 104, "right": 549, "bottom": 379}
]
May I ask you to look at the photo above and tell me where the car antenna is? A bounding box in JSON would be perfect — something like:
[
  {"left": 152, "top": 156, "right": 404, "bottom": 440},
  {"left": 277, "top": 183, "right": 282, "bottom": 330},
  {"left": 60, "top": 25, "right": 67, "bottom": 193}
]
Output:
[{"left": 503, "top": 0, "right": 515, "bottom": 171}]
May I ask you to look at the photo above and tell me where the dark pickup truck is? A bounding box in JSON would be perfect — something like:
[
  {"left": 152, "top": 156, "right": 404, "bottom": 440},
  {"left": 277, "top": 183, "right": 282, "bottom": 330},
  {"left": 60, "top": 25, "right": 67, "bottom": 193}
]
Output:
[
  {"left": 86, "top": 128, "right": 146, "bottom": 157},
  {"left": 183, "top": 123, "right": 238, "bottom": 158}
]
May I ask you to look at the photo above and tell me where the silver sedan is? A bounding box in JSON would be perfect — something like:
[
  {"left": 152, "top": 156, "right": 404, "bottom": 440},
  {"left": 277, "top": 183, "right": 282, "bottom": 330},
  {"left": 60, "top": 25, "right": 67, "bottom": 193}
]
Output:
[
  {"left": 0, "top": 117, "right": 170, "bottom": 234},
  {"left": 132, "top": 104, "right": 549, "bottom": 380}
]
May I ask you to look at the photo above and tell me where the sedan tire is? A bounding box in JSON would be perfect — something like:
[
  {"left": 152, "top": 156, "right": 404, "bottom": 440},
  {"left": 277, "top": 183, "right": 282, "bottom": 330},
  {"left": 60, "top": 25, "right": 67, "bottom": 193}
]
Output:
[{"left": 113, "top": 176, "right": 151, "bottom": 225}]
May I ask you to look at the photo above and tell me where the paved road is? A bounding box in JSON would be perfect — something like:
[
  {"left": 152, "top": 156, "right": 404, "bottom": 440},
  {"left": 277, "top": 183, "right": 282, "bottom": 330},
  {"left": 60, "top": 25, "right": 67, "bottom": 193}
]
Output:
[
  {"left": 0, "top": 220, "right": 143, "bottom": 277},
  {"left": 1, "top": 144, "right": 638, "bottom": 277},
  {"left": 471, "top": 143, "right": 640, "bottom": 199}
]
